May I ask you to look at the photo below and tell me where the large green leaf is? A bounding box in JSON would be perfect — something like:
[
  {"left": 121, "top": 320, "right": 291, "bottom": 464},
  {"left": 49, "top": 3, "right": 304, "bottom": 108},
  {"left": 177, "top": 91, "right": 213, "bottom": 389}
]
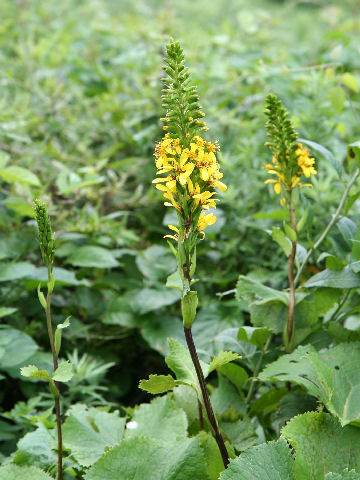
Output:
[
  {"left": 0, "top": 166, "right": 40, "bottom": 186},
  {"left": 125, "top": 396, "right": 188, "bottom": 442},
  {"left": 0, "top": 328, "right": 38, "bottom": 368},
  {"left": 13, "top": 423, "right": 57, "bottom": 470},
  {"left": 0, "top": 464, "right": 52, "bottom": 480},
  {"left": 136, "top": 245, "right": 177, "bottom": 282},
  {"left": 304, "top": 267, "right": 360, "bottom": 288},
  {"left": 282, "top": 412, "right": 360, "bottom": 479},
  {"left": 260, "top": 342, "right": 360, "bottom": 426},
  {"left": 130, "top": 288, "right": 181, "bottom": 314},
  {"left": 84, "top": 436, "right": 210, "bottom": 480},
  {"left": 63, "top": 404, "right": 126, "bottom": 467},
  {"left": 0, "top": 262, "right": 36, "bottom": 282},
  {"left": 219, "top": 438, "right": 295, "bottom": 479},
  {"left": 66, "top": 246, "right": 119, "bottom": 268}
]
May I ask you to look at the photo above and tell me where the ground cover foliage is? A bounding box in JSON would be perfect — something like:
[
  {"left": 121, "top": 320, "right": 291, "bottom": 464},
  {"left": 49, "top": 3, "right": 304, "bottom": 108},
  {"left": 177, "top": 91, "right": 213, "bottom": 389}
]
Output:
[{"left": 1, "top": 0, "right": 360, "bottom": 478}]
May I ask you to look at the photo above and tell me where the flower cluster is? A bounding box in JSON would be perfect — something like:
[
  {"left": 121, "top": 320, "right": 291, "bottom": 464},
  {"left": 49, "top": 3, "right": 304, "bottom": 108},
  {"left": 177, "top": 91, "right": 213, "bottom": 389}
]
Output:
[
  {"left": 264, "top": 94, "right": 317, "bottom": 206},
  {"left": 153, "top": 133, "right": 226, "bottom": 239},
  {"left": 264, "top": 143, "right": 317, "bottom": 201}
]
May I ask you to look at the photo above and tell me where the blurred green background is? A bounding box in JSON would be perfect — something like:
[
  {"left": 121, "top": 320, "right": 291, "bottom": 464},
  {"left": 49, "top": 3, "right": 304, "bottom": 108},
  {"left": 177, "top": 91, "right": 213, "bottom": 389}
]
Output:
[{"left": 1, "top": 0, "right": 360, "bottom": 458}]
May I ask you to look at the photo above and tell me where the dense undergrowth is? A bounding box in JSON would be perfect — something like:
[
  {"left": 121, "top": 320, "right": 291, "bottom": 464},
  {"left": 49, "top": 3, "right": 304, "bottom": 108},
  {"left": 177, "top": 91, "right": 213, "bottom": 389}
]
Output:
[{"left": 1, "top": 0, "right": 360, "bottom": 479}]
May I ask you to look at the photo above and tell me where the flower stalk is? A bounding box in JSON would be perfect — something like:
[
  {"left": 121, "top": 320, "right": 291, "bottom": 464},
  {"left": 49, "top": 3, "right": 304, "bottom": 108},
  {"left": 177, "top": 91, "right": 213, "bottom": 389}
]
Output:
[
  {"left": 153, "top": 39, "right": 229, "bottom": 468},
  {"left": 264, "top": 95, "right": 317, "bottom": 351},
  {"left": 34, "top": 199, "right": 63, "bottom": 480}
]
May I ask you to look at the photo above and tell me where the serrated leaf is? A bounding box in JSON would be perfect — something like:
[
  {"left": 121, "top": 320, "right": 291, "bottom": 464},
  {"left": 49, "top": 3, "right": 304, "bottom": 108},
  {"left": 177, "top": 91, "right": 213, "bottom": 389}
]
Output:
[
  {"left": 20, "top": 365, "right": 52, "bottom": 382},
  {"left": 0, "top": 464, "right": 53, "bottom": 480},
  {"left": 219, "top": 438, "right": 295, "bottom": 479},
  {"left": 125, "top": 396, "right": 188, "bottom": 442},
  {"left": 282, "top": 412, "right": 360, "bottom": 479},
  {"left": 304, "top": 266, "right": 360, "bottom": 288},
  {"left": 260, "top": 342, "right": 360, "bottom": 426},
  {"left": 139, "top": 374, "right": 176, "bottom": 394},
  {"left": 66, "top": 246, "right": 118, "bottom": 268},
  {"left": 209, "top": 351, "right": 240, "bottom": 373},
  {"left": 84, "top": 436, "right": 210, "bottom": 480},
  {"left": 63, "top": 404, "right": 126, "bottom": 467},
  {"left": 13, "top": 423, "right": 57, "bottom": 470},
  {"left": 52, "top": 360, "right": 73, "bottom": 382}
]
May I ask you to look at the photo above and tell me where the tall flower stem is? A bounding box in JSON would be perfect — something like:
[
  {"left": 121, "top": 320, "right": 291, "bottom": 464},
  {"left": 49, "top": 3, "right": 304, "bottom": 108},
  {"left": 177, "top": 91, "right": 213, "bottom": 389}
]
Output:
[
  {"left": 46, "top": 265, "right": 63, "bottom": 480},
  {"left": 286, "top": 191, "right": 297, "bottom": 351},
  {"left": 183, "top": 326, "right": 229, "bottom": 468}
]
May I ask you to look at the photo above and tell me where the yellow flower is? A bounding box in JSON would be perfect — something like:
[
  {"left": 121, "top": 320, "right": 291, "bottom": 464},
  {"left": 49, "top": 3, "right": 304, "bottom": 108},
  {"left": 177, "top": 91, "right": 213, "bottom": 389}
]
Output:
[
  {"left": 296, "top": 144, "right": 317, "bottom": 177},
  {"left": 164, "top": 224, "right": 179, "bottom": 241},
  {"left": 197, "top": 212, "right": 216, "bottom": 232}
]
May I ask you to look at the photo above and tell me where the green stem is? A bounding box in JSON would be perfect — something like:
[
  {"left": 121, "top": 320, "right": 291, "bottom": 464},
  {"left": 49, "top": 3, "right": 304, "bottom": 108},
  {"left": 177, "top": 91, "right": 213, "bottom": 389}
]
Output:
[
  {"left": 294, "top": 168, "right": 360, "bottom": 286},
  {"left": 46, "top": 266, "right": 62, "bottom": 480},
  {"left": 184, "top": 326, "right": 229, "bottom": 468}
]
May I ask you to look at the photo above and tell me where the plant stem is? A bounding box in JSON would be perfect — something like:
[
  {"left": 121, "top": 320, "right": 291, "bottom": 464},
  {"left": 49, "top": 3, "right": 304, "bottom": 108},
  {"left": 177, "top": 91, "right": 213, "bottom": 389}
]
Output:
[
  {"left": 287, "top": 191, "right": 297, "bottom": 352},
  {"left": 294, "top": 168, "right": 360, "bottom": 286},
  {"left": 46, "top": 266, "right": 63, "bottom": 480},
  {"left": 184, "top": 326, "right": 229, "bottom": 468},
  {"left": 245, "top": 336, "right": 272, "bottom": 404}
]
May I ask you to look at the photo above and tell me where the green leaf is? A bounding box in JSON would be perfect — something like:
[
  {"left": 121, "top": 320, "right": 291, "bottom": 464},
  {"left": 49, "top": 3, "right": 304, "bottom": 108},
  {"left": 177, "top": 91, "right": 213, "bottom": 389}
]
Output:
[
  {"left": 198, "top": 431, "right": 224, "bottom": 480},
  {"left": 136, "top": 245, "right": 177, "bottom": 282},
  {"left": 13, "top": 423, "right": 57, "bottom": 470},
  {"left": 84, "top": 436, "right": 210, "bottom": 480},
  {"left": 218, "top": 363, "right": 249, "bottom": 391},
  {"left": 37, "top": 284, "right": 47, "bottom": 310},
  {"left": 52, "top": 360, "right": 73, "bottom": 382},
  {"left": 0, "top": 166, "right": 40, "bottom": 186},
  {"left": 260, "top": 342, "right": 360, "bottom": 426},
  {"left": 125, "top": 396, "right": 188, "bottom": 442},
  {"left": 62, "top": 404, "right": 126, "bottom": 467},
  {"left": 211, "top": 374, "right": 246, "bottom": 415},
  {"left": 0, "top": 328, "right": 38, "bottom": 368},
  {"left": 139, "top": 374, "right": 176, "bottom": 394},
  {"left": 330, "top": 86, "right": 346, "bottom": 113},
  {"left": 249, "top": 387, "right": 288, "bottom": 417},
  {"left": 219, "top": 438, "right": 295, "bottom": 479},
  {"left": 20, "top": 365, "right": 52, "bottom": 383},
  {"left": 0, "top": 465, "right": 53, "bottom": 480},
  {"left": 236, "top": 275, "right": 289, "bottom": 306},
  {"left": 282, "top": 412, "right": 360, "bottom": 479},
  {"left": 237, "top": 326, "right": 271, "bottom": 348},
  {"left": 54, "top": 317, "right": 71, "bottom": 356},
  {"left": 166, "top": 270, "right": 183, "bottom": 290},
  {"left": 270, "top": 227, "right": 292, "bottom": 257},
  {"left": 304, "top": 267, "right": 360, "bottom": 288},
  {"left": 27, "top": 266, "right": 90, "bottom": 286},
  {"left": 209, "top": 351, "right": 240, "bottom": 373},
  {"left": 165, "top": 338, "right": 209, "bottom": 393},
  {"left": 131, "top": 287, "right": 181, "bottom": 314},
  {"left": 66, "top": 246, "right": 119, "bottom": 268},
  {"left": 337, "top": 217, "right": 357, "bottom": 249},
  {"left": 0, "top": 307, "right": 17, "bottom": 318},
  {"left": 341, "top": 73, "right": 358, "bottom": 92},
  {"left": 220, "top": 416, "right": 258, "bottom": 451},
  {"left": 0, "top": 262, "right": 36, "bottom": 282},
  {"left": 326, "top": 471, "right": 360, "bottom": 480}
]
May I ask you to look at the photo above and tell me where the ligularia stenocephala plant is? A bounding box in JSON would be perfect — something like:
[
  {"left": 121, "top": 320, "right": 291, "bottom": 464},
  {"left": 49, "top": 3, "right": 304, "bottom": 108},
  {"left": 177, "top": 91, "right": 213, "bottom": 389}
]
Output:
[{"left": 149, "top": 39, "right": 230, "bottom": 467}]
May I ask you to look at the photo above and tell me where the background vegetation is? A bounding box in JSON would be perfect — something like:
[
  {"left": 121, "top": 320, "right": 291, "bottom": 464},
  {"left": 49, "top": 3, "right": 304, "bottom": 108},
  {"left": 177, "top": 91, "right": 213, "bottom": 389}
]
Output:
[{"left": 1, "top": 0, "right": 360, "bottom": 478}]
